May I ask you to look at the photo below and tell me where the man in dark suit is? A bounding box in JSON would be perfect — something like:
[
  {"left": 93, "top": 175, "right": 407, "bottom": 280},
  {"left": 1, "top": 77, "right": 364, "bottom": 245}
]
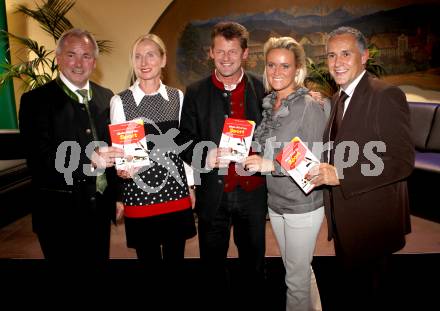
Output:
[
  {"left": 177, "top": 22, "right": 267, "bottom": 308},
  {"left": 19, "top": 28, "right": 123, "bottom": 261},
  {"left": 309, "top": 26, "right": 414, "bottom": 309}
]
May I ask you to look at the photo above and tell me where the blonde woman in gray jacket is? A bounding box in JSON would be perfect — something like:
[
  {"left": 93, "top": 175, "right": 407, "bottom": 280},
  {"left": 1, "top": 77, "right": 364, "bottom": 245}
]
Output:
[{"left": 244, "top": 36, "right": 329, "bottom": 311}]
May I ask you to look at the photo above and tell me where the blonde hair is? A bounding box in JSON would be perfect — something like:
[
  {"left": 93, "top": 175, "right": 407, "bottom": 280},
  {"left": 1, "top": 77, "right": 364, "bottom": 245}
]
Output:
[
  {"left": 129, "top": 33, "right": 166, "bottom": 81},
  {"left": 263, "top": 36, "right": 307, "bottom": 92}
]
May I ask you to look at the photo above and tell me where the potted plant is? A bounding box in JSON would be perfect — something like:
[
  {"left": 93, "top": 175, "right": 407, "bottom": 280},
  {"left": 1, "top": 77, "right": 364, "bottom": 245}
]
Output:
[{"left": 0, "top": 0, "right": 112, "bottom": 91}]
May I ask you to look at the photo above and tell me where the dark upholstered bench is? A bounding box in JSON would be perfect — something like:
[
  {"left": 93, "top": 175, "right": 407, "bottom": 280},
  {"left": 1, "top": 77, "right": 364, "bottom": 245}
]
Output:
[
  {"left": 409, "top": 102, "right": 440, "bottom": 172},
  {"left": 0, "top": 130, "right": 32, "bottom": 228},
  {"left": 407, "top": 102, "right": 440, "bottom": 222}
]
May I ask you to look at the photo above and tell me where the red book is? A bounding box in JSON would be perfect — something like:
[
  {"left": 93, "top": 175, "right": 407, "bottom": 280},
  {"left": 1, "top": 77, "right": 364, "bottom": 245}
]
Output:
[
  {"left": 275, "top": 136, "right": 320, "bottom": 194},
  {"left": 108, "top": 119, "right": 150, "bottom": 170},
  {"left": 218, "top": 118, "right": 256, "bottom": 163}
]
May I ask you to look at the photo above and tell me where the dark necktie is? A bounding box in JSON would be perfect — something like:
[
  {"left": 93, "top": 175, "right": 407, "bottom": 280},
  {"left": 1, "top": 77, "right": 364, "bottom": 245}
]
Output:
[
  {"left": 330, "top": 90, "right": 349, "bottom": 142},
  {"left": 77, "top": 89, "right": 108, "bottom": 194},
  {"left": 328, "top": 91, "right": 348, "bottom": 236}
]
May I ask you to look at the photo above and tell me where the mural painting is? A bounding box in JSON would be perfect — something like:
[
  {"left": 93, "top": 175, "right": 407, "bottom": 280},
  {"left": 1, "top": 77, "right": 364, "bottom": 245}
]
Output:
[{"left": 152, "top": 0, "right": 440, "bottom": 93}]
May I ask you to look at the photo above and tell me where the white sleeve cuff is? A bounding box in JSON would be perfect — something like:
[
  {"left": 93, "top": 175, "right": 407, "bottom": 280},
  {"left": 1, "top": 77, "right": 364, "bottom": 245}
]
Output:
[{"left": 183, "top": 161, "right": 194, "bottom": 186}]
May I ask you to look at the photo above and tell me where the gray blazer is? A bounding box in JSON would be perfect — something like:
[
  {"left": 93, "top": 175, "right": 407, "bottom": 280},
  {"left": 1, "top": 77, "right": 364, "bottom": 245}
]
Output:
[{"left": 255, "top": 87, "right": 329, "bottom": 215}]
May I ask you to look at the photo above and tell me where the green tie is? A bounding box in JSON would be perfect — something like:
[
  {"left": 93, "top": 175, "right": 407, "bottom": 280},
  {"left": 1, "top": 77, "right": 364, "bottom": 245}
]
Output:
[{"left": 77, "top": 88, "right": 108, "bottom": 194}]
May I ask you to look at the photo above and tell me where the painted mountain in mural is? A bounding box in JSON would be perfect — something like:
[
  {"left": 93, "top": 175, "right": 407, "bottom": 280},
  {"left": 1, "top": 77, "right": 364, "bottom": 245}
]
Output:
[
  {"left": 191, "top": 8, "right": 356, "bottom": 38},
  {"left": 177, "top": 3, "right": 440, "bottom": 89}
]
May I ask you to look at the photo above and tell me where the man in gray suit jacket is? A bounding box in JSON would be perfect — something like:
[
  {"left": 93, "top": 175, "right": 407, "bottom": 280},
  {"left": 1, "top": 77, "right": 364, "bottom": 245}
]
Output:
[
  {"left": 309, "top": 27, "right": 414, "bottom": 309},
  {"left": 19, "top": 29, "right": 123, "bottom": 261}
]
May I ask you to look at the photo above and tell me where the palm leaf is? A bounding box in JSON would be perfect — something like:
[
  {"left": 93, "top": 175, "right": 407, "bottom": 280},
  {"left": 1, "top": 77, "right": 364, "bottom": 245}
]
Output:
[
  {"left": 97, "top": 39, "right": 113, "bottom": 55},
  {"left": 305, "top": 58, "right": 338, "bottom": 98},
  {"left": 16, "top": 0, "right": 74, "bottom": 43},
  {"left": 366, "top": 44, "right": 386, "bottom": 77},
  {"left": 0, "top": 30, "right": 49, "bottom": 59},
  {"left": 0, "top": 57, "right": 57, "bottom": 91}
]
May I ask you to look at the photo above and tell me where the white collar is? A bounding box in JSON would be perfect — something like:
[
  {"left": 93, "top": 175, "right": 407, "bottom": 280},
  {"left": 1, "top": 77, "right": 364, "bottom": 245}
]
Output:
[
  {"left": 130, "top": 80, "right": 169, "bottom": 103},
  {"left": 341, "top": 70, "right": 366, "bottom": 97},
  {"left": 60, "top": 72, "right": 90, "bottom": 101}
]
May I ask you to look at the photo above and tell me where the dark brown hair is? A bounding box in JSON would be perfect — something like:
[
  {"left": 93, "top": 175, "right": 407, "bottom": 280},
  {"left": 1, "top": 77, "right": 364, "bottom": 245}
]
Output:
[{"left": 211, "top": 21, "right": 249, "bottom": 50}]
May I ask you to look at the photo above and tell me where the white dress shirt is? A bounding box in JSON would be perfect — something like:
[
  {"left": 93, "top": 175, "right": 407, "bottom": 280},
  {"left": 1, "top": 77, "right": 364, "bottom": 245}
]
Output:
[
  {"left": 340, "top": 70, "right": 366, "bottom": 117},
  {"left": 59, "top": 72, "right": 90, "bottom": 102}
]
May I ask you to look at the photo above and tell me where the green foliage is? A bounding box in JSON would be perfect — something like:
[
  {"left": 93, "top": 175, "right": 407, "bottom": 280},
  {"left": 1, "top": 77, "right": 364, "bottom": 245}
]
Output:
[
  {"left": 366, "top": 44, "right": 386, "bottom": 78},
  {"left": 16, "top": 0, "right": 75, "bottom": 43},
  {"left": 305, "top": 58, "right": 338, "bottom": 98},
  {"left": 0, "top": 0, "right": 112, "bottom": 92},
  {"left": 305, "top": 45, "right": 386, "bottom": 98},
  {"left": 0, "top": 32, "right": 56, "bottom": 90}
]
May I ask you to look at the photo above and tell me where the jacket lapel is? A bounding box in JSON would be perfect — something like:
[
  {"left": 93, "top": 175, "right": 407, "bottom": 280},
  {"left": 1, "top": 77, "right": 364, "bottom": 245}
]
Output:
[
  {"left": 333, "top": 73, "right": 370, "bottom": 142},
  {"left": 324, "top": 93, "right": 339, "bottom": 144}
]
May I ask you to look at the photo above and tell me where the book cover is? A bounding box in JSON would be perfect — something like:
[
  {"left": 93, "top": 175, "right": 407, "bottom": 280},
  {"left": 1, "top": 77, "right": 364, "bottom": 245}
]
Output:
[
  {"left": 275, "top": 136, "right": 320, "bottom": 194},
  {"left": 108, "top": 118, "right": 150, "bottom": 170},
  {"left": 218, "top": 118, "right": 256, "bottom": 163}
]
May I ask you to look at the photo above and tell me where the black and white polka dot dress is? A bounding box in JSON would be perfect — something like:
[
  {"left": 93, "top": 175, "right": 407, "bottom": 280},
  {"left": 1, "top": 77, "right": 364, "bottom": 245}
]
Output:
[{"left": 118, "top": 86, "right": 196, "bottom": 247}]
